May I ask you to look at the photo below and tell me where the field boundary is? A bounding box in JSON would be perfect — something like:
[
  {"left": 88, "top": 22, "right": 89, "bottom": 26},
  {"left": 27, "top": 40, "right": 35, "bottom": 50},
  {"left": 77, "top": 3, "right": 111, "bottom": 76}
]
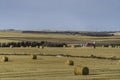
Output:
[{"left": 0, "top": 53, "right": 119, "bottom": 60}]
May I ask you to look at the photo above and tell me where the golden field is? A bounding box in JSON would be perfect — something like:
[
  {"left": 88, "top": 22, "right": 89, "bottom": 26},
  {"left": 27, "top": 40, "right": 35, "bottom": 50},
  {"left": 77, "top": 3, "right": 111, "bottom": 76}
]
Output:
[{"left": 0, "top": 31, "right": 120, "bottom": 80}]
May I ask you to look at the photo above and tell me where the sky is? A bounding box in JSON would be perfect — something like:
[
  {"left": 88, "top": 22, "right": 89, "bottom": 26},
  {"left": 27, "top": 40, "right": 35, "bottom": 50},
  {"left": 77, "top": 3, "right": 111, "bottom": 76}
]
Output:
[{"left": 0, "top": 0, "right": 120, "bottom": 31}]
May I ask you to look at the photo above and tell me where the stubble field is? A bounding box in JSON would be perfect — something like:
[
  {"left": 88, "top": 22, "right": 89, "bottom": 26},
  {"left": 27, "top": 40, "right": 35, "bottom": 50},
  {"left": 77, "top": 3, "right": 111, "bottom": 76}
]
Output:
[{"left": 0, "top": 31, "right": 120, "bottom": 80}]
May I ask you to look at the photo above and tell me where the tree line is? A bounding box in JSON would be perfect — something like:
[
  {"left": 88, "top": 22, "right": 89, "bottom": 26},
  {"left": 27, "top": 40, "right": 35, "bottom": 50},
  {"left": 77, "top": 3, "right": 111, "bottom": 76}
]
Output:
[
  {"left": 80, "top": 32, "right": 114, "bottom": 37},
  {"left": 22, "top": 31, "right": 114, "bottom": 37},
  {"left": 0, "top": 41, "right": 67, "bottom": 48}
]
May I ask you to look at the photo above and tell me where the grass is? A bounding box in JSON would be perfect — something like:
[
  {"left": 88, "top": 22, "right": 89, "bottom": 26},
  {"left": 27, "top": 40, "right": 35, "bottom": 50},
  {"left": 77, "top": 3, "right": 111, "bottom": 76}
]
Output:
[
  {"left": 0, "top": 31, "right": 120, "bottom": 79},
  {"left": 0, "top": 47, "right": 120, "bottom": 58},
  {"left": 0, "top": 55, "right": 119, "bottom": 80},
  {"left": 0, "top": 47, "right": 119, "bottom": 79},
  {"left": 0, "top": 31, "right": 120, "bottom": 44}
]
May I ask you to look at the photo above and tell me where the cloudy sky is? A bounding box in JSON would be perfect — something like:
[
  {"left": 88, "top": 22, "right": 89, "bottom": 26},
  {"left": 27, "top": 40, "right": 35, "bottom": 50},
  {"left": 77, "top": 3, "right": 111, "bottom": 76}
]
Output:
[{"left": 0, "top": 0, "right": 120, "bottom": 31}]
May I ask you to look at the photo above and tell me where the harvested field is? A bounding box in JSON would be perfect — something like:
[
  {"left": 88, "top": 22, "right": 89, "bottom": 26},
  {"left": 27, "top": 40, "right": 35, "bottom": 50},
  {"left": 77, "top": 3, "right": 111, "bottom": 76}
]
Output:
[
  {"left": 0, "top": 55, "right": 119, "bottom": 80},
  {"left": 0, "top": 31, "right": 120, "bottom": 44},
  {"left": 0, "top": 31, "right": 119, "bottom": 79}
]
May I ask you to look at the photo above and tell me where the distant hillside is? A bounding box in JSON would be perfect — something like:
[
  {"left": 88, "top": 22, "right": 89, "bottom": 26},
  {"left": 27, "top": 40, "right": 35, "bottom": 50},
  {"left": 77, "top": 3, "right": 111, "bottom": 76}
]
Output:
[{"left": 22, "top": 31, "right": 114, "bottom": 37}]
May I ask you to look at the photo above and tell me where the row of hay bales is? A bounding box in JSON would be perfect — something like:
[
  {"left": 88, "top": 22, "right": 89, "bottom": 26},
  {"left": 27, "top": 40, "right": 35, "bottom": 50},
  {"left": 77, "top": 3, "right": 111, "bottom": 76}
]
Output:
[
  {"left": 0, "top": 56, "right": 89, "bottom": 75},
  {"left": 2, "top": 54, "right": 120, "bottom": 76},
  {"left": 65, "top": 59, "right": 120, "bottom": 75},
  {"left": 65, "top": 60, "right": 89, "bottom": 75},
  {"left": 0, "top": 54, "right": 37, "bottom": 62}
]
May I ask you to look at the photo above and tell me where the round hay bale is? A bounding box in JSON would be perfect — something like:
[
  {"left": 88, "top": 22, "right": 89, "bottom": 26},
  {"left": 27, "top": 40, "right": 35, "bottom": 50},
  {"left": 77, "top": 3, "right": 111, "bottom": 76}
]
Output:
[
  {"left": 118, "top": 60, "right": 120, "bottom": 63},
  {"left": 65, "top": 60, "right": 74, "bottom": 66},
  {"left": 117, "top": 60, "right": 120, "bottom": 65},
  {"left": 40, "top": 46, "right": 44, "bottom": 49},
  {"left": 31, "top": 54, "right": 37, "bottom": 59},
  {"left": 1, "top": 56, "right": 8, "bottom": 62},
  {"left": 63, "top": 45, "right": 66, "bottom": 48},
  {"left": 10, "top": 45, "right": 13, "bottom": 48},
  {"left": 74, "top": 65, "right": 89, "bottom": 75}
]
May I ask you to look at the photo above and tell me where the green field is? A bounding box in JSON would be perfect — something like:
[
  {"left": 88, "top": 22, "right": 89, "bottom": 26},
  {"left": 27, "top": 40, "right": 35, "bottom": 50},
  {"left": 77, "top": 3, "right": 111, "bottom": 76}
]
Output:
[{"left": 0, "top": 31, "right": 120, "bottom": 80}]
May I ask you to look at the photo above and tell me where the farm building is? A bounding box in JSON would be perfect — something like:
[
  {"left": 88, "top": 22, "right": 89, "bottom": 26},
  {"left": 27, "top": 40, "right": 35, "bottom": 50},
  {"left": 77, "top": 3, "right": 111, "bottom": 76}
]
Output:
[{"left": 80, "top": 42, "right": 96, "bottom": 47}]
